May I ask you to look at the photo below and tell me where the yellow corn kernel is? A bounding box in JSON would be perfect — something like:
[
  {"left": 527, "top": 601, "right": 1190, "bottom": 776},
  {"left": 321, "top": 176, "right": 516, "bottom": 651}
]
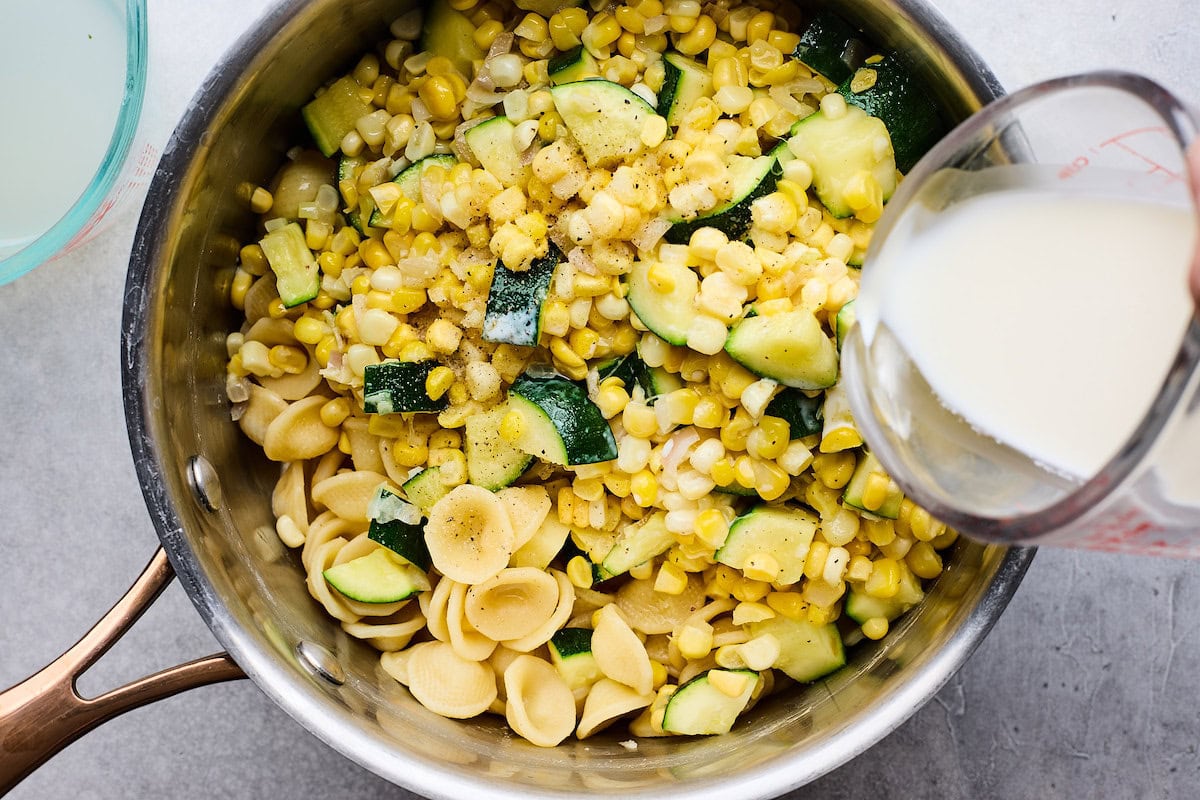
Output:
[
  {"left": 582, "top": 12, "right": 622, "bottom": 52},
  {"left": 549, "top": 12, "right": 582, "bottom": 50},
  {"left": 569, "top": 327, "right": 600, "bottom": 360},
  {"left": 603, "top": 472, "right": 631, "bottom": 498},
  {"left": 314, "top": 335, "right": 336, "bottom": 367},
  {"left": 360, "top": 238, "right": 392, "bottom": 270},
  {"left": 675, "top": 14, "right": 716, "bottom": 54},
  {"left": 812, "top": 451, "right": 856, "bottom": 489},
  {"left": 418, "top": 75, "right": 459, "bottom": 121},
  {"left": 390, "top": 441, "right": 429, "bottom": 467},
  {"left": 556, "top": 486, "right": 576, "bottom": 525},
  {"left": 909, "top": 506, "right": 944, "bottom": 542},
  {"left": 752, "top": 460, "right": 790, "bottom": 502},
  {"left": 906, "top": 541, "right": 944, "bottom": 580},
  {"left": 746, "top": 416, "right": 789, "bottom": 460},
  {"left": 677, "top": 621, "right": 714, "bottom": 660},
  {"left": 767, "top": 29, "right": 801, "bottom": 53},
  {"left": 765, "top": 591, "right": 809, "bottom": 620},
  {"left": 595, "top": 381, "right": 630, "bottom": 419},
  {"left": 292, "top": 315, "right": 328, "bottom": 345},
  {"left": 712, "top": 56, "right": 749, "bottom": 90},
  {"left": 650, "top": 659, "right": 669, "bottom": 690},
  {"left": 807, "top": 604, "right": 836, "bottom": 626},
  {"left": 423, "top": 365, "right": 456, "bottom": 402},
  {"left": 647, "top": 261, "right": 676, "bottom": 293},
  {"left": 860, "top": 472, "right": 892, "bottom": 512},
  {"left": 567, "top": 555, "right": 595, "bottom": 588},
  {"left": 622, "top": 403, "right": 658, "bottom": 438},
  {"left": 863, "top": 517, "right": 896, "bottom": 547},
  {"left": 862, "top": 617, "right": 889, "bottom": 640},
  {"left": 229, "top": 269, "right": 253, "bottom": 311},
  {"left": 498, "top": 409, "right": 525, "bottom": 444},
  {"left": 691, "top": 395, "right": 726, "bottom": 429},
  {"left": 742, "top": 552, "right": 779, "bottom": 583},
  {"left": 694, "top": 508, "right": 729, "bottom": 549},
  {"left": 447, "top": 382, "right": 470, "bottom": 406},
  {"left": 709, "top": 457, "right": 736, "bottom": 487},
  {"left": 229, "top": 352, "right": 247, "bottom": 378},
  {"left": 549, "top": 336, "right": 585, "bottom": 368},
  {"left": 541, "top": 300, "right": 571, "bottom": 337},
  {"left": 474, "top": 18, "right": 505, "bottom": 50},
  {"left": 820, "top": 425, "right": 864, "bottom": 453},
  {"left": 387, "top": 287, "right": 426, "bottom": 315},
  {"left": 931, "top": 528, "right": 959, "bottom": 550},
  {"left": 718, "top": 362, "right": 758, "bottom": 400},
  {"left": 335, "top": 431, "right": 352, "bottom": 455},
  {"left": 398, "top": 341, "right": 434, "bottom": 363},
  {"left": 732, "top": 601, "right": 775, "bottom": 626},
  {"left": 731, "top": 455, "right": 756, "bottom": 489},
  {"left": 411, "top": 203, "right": 440, "bottom": 232},
  {"left": 366, "top": 414, "right": 408, "bottom": 438},
  {"left": 745, "top": 10, "right": 774, "bottom": 43},
  {"left": 708, "top": 669, "right": 751, "bottom": 698},
  {"left": 629, "top": 559, "right": 655, "bottom": 581},
  {"left": 630, "top": 469, "right": 658, "bottom": 506},
  {"left": 865, "top": 558, "right": 901, "bottom": 599},
  {"left": 720, "top": 409, "right": 755, "bottom": 452},
  {"left": 248, "top": 186, "right": 273, "bottom": 214},
  {"left": 268, "top": 345, "right": 307, "bottom": 374},
  {"left": 803, "top": 540, "right": 830, "bottom": 581},
  {"left": 319, "top": 397, "right": 351, "bottom": 428},
  {"left": 267, "top": 298, "right": 290, "bottom": 319},
  {"left": 349, "top": 275, "right": 371, "bottom": 296},
  {"left": 654, "top": 561, "right": 688, "bottom": 595}
]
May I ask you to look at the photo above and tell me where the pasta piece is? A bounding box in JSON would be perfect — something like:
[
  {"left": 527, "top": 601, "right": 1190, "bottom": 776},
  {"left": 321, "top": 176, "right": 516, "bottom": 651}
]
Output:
[
  {"left": 331, "top": 534, "right": 412, "bottom": 618},
  {"left": 509, "top": 516, "right": 571, "bottom": 570},
  {"left": 420, "top": 575, "right": 454, "bottom": 644},
  {"left": 312, "top": 470, "right": 389, "bottom": 523},
  {"left": 503, "top": 569, "right": 575, "bottom": 652},
  {"left": 446, "top": 579, "right": 499, "bottom": 661},
  {"left": 494, "top": 486, "right": 552, "bottom": 551},
  {"left": 615, "top": 575, "right": 708, "bottom": 635},
  {"left": 263, "top": 395, "right": 340, "bottom": 462},
  {"left": 260, "top": 351, "right": 322, "bottom": 400},
  {"left": 244, "top": 317, "right": 297, "bottom": 346},
  {"left": 380, "top": 646, "right": 416, "bottom": 685},
  {"left": 304, "top": 537, "right": 360, "bottom": 623},
  {"left": 377, "top": 437, "right": 414, "bottom": 487},
  {"left": 272, "top": 461, "right": 310, "bottom": 535},
  {"left": 592, "top": 605, "right": 654, "bottom": 696},
  {"left": 405, "top": 641, "right": 498, "bottom": 718},
  {"left": 424, "top": 484, "right": 515, "bottom": 584},
  {"left": 503, "top": 655, "right": 576, "bottom": 747},
  {"left": 342, "top": 607, "right": 426, "bottom": 652},
  {"left": 242, "top": 273, "right": 278, "bottom": 324},
  {"left": 302, "top": 511, "right": 362, "bottom": 571},
  {"left": 310, "top": 449, "right": 345, "bottom": 492},
  {"left": 464, "top": 567, "right": 560, "bottom": 643},
  {"left": 239, "top": 383, "right": 288, "bottom": 445},
  {"left": 577, "top": 678, "right": 655, "bottom": 739},
  {"left": 342, "top": 416, "right": 387, "bottom": 474},
  {"left": 572, "top": 586, "right": 616, "bottom": 616},
  {"left": 627, "top": 686, "right": 676, "bottom": 738}
]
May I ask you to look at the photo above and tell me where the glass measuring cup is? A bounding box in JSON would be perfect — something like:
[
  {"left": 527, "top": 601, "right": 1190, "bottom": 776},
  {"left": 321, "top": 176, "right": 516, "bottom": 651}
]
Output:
[
  {"left": 0, "top": 0, "right": 150, "bottom": 285},
  {"left": 842, "top": 72, "right": 1200, "bottom": 556}
]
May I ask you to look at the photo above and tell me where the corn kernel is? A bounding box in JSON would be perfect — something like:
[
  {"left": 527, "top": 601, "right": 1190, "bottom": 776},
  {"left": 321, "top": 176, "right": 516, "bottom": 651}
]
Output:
[
  {"left": 694, "top": 508, "right": 729, "bottom": 548},
  {"left": 677, "top": 621, "right": 714, "bottom": 660},
  {"left": 742, "top": 552, "right": 780, "bottom": 583},
  {"left": 732, "top": 601, "right": 775, "bottom": 626},
  {"left": 319, "top": 397, "right": 351, "bottom": 428},
  {"left": 423, "top": 365, "right": 455, "bottom": 401},
  {"left": 622, "top": 403, "right": 658, "bottom": 438},
  {"left": 765, "top": 591, "right": 809, "bottom": 620},
  {"left": 655, "top": 561, "right": 688, "bottom": 595},
  {"left": 907, "top": 541, "right": 943, "bottom": 580},
  {"left": 630, "top": 469, "right": 658, "bottom": 506},
  {"left": 865, "top": 558, "right": 901, "bottom": 599},
  {"left": 862, "top": 617, "right": 889, "bottom": 640},
  {"left": 567, "top": 555, "right": 595, "bottom": 588}
]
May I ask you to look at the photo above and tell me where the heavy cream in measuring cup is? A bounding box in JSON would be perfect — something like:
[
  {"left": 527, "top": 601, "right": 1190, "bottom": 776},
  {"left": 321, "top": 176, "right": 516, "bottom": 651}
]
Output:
[
  {"left": 855, "top": 185, "right": 1196, "bottom": 482},
  {"left": 0, "top": 2, "right": 126, "bottom": 257}
]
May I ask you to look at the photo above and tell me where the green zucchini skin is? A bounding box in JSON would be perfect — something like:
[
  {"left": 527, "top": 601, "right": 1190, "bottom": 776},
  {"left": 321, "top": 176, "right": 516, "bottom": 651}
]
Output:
[
  {"left": 596, "top": 352, "right": 681, "bottom": 403},
  {"left": 508, "top": 373, "right": 619, "bottom": 465},
  {"left": 548, "top": 44, "right": 599, "bottom": 84},
  {"left": 369, "top": 518, "right": 432, "bottom": 571},
  {"left": 656, "top": 52, "right": 713, "bottom": 128},
  {"left": 363, "top": 360, "right": 448, "bottom": 414},
  {"left": 368, "top": 154, "right": 457, "bottom": 227},
  {"left": 765, "top": 388, "right": 824, "bottom": 439},
  {"left": 791, "top": 10, "right": 868, "bottom": 85},
  {"left": 549, "top": 627, "right": 594, "bottom": 659},
  {"left": 302, "top": 76, "right": 373, "bottom": 158},
  {"left": 837, "top": 54, "right": 945, "bottom": 173},
  {"left": 664, "top": 149, "right": 781, "bottom": 245},
  {"left": 482, "top": 247, "right": 561, "bottom": 347}
]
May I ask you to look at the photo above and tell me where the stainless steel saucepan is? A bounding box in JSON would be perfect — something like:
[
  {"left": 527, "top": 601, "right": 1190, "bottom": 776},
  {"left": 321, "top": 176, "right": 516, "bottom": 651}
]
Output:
[{"left": 0, "top": 0, "right": 1033, "bottom": 795}]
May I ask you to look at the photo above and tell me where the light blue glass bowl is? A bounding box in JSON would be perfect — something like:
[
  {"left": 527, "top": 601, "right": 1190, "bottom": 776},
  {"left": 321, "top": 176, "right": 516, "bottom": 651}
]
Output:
[{"left": 0, "top": 0, "right": 148, "bottom": 286}]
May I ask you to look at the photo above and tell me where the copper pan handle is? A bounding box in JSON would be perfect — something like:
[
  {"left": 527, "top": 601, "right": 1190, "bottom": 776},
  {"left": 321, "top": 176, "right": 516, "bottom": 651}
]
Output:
[{"left": 0, "top": 547, "right": 245, "bottom": 794}]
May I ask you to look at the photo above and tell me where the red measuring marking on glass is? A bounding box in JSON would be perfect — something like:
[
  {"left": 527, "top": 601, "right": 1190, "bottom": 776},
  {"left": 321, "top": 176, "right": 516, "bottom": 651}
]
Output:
[{"left": 1058, "top": 126, "right": 1182, "bottom": 182}]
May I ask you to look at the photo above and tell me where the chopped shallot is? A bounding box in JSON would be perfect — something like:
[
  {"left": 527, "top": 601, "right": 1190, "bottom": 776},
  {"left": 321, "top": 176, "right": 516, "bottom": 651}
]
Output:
[{"left": 632, "top": 216, "right": 672, "bottom": 252}]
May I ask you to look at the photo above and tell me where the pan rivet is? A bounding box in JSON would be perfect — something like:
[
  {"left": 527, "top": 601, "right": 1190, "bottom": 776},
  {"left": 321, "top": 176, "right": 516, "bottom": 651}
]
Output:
[
  {"left": 186, "top": 455, "right": 223, "bottom": 512},
  {"left": 296, "top": 641, "right": 346, "bottom": 686}
]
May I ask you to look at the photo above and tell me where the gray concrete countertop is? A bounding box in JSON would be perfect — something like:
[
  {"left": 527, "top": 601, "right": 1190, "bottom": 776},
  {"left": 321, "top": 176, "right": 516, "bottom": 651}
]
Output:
[{"left": 2, "top": 1, "right": 1197, "bottom": 798}]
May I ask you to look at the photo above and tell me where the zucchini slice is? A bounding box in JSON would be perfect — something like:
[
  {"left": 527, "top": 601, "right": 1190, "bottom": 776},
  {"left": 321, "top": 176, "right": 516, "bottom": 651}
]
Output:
[
  {"left": 419, "top": 0, "right": 484, "bottom": 77},
  {"left": 302, "top": 76, "right": 373, "bottom": 158},
  {"left": 715, "top": 505, "right": 818, "bottom": 585},
  {"left": 464, "top": 116, "right": 530, "bottom": 188},
  {"left": 724, "top": 308, "right": 839, "bottom": 390},
  {"left": 844, "top": 561, "right": 924, "bottom": 623},
  {"left": 842, "top": 450, "right": 904, "bottom": 519},
  {"left": 507, "top": 373, "right": 618, "bottom": 466},
  {"left": 838, "top": 55, "right": 945, "bottom": 173},
  {"left": 765, "top": 387, "right": 824, "bottom": 439},
  {"left": 625, "top": 258, "right": 699, "bottom": 346},
  {"left": 368, "top": 154, "right": 457, "bottom": 227},
  {"left": 259, "top": 222, "right": 320, "bottom": 307},
  {"left": 598, "top": 512, "right": 674, "bottom": 579},
  {"left": 338, "top": 154, "right": 370, "bottom": 234},
  {"left": 835, "top": 299, "right": 856, "bottom": 351},
  {"left": 657, "top": 51, "right": 713, "bottom": 128},
  {"left": 785, "top": 105, "right": 897, "bottom": 219},
  {"left": 548, "top": 627, "right": 603, "bottom": 690},
  {"left": 401, "top": 467, "right": 449, "bottom": 516},
  {"left": 664, "top": 150, "right": 779, "bottom": 244},
  {"left": 323, "top": 548, "right": 431, "bottom": 604},
  {"left": 548, "top": 45, "right": 599, "bottom": 85},
  {"left": 368, "top": 517, "right": 431, "bottom": 571},
  {"left": 596, "top": 351, "right": 683, "bottom": 402},
  {"left": 550, "top": 79, "right": 656, "bottom": 167},
  {"left": 662, "top": 669, "right": 759, "bottom": 736},
  {"left": 363, "top": 360, "right": 449, "bottom": 414},
  {"left": 464, "top": 404, "right": 535, "bottom": 490},
  {"left": 748, "top": 617, "right": 845, "bottom": 683},
  {"left": 791, "top": 9, "right": 869, "bottom": 85},
  {"left": 482, "top": 247, "right": 560, "bottom": 346}
]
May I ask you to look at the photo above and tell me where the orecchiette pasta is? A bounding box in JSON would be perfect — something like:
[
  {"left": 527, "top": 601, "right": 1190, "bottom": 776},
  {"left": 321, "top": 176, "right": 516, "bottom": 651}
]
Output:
[
  {"left": 311, "top": 470, "right": 390, "bottom": 523},
  {"left": 592, "top": 605, "right": 654, "bottom": 696},
  {"left": 503, "top": 655, "right": 576, "bottom": 747},
  {"left": 403, "top": 641, "right": 497, "bottom": 719},
  {"left": 263, "top": 394, "right": 340, "bottom": 462},
  {"left": 423, "top": 484, "right": 515, "bottom": 584},
  {"left": 464, "top": 567, "right": 559, "bottom": 643},
  {"left": 495, "top": 487, "right": 552, "bottom": 551},
  {"left": 445, "top": 579, "right": 500, "bottom": 662},
  {"left": 577, "top": 678, "right": 655, "bottom": 739}
]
